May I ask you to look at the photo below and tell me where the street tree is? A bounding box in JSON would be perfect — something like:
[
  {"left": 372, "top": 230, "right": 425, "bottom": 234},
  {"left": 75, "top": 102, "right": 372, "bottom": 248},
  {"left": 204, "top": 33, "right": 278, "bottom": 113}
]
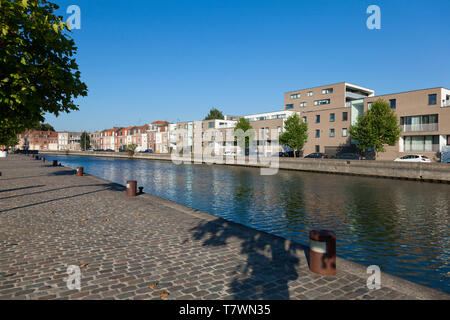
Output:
[
  {"left": 0, "top": 0, "right": 88, "bottom": 146},
  {"left": 204, "top": 108, "right": 224, "bottom": 120},
  {"left": 80, "top": 131, "right": 91, "bottom": 150},
  {"left": 279, "top": 113, "right": 308, "bottom": 158},
  {"left": 233, "top": 117, "right": 254, "bottom": 150},
  {"left": 350, "top": 99, "right": 400, "bottom": 158}
]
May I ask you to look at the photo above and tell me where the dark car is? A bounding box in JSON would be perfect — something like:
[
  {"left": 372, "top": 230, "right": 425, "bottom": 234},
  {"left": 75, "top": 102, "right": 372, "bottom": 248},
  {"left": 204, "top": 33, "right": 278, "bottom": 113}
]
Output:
[
  {"left": 337, "top": 153, "right": 363, "bottom": 160},
  {"left": 283, "top": 150, "right": 302, "bottom": 157},
  {"left": 304, "top": 153, "right": 328, "bottom": 159},
  {"left": 143, "top": 149, "right": 153, "bottom": 153},
  {"left": 105, "top": 149, "right": 114, "bottom": 152}
]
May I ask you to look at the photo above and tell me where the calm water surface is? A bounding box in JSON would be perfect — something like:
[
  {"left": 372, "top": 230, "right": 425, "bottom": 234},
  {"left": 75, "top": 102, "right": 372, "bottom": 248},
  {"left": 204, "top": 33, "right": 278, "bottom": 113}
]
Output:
[{"left": 47, "top": 155, "right": 450, "bottom": 293}]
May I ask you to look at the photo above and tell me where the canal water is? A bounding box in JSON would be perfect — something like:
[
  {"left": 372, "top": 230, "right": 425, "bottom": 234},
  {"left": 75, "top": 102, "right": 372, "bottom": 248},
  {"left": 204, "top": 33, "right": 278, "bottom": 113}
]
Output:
[{"left": 46, "top": 155, "right": 449, "bottom": 293}]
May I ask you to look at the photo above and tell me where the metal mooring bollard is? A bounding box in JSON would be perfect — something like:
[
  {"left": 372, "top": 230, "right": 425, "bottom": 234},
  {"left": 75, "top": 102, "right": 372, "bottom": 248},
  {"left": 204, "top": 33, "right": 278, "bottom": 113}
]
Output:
[
  {"left": 53, "top": 160, "right": 58, "bottom": 167},
  {"left": 126, "top": 180, "right": 137, "bottom": 197},
  {"left": 138, "top": 186, "right": 144, "bottom": 194},
  {"left": 41, "top": 157, "right": 45, "bottom": 162},
  {"left": 309, "top": 230, "right": 336, "bottom": 275},
  {"left": 35, "top": 155, "right": 39, "bottom": 160},
  {"left": 76, "top": 167, "right": 84, "bottom": 176}
]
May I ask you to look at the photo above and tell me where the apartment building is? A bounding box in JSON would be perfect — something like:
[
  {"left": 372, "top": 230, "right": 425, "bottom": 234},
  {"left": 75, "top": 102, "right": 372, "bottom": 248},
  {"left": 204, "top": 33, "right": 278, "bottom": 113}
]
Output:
[
  {"left": 284, "top": 82, "right": 375, "bottom": 156},
  {"left": 17, "top": 130, "right": 58, "bottom": 151},
  {"left": 201, "top": 119, "right": 238, "bottom": 155},
  {"left": 244, "top": 110, "right": 298, "bottom": 156},
  {"left": 364, "top": 87, "right": 450, "bottom": 160},
  {"left": 89, "top": 131, "right": 101, "bottom": 149},
  {"left": 148, "top": 121, "right": 170, "bottom": 153},
  {"left": 58, "top": 132, "right": 69, "bottom": 151},
  {"left": 100, "top": 128, "right": 117, "bottom": 150}
]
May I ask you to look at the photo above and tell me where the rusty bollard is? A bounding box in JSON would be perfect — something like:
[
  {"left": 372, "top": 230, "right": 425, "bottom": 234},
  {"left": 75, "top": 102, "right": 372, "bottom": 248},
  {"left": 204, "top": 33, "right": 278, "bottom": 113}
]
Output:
[
  {"left": 126, "top": 180, "right": 137, "bottom": 197},
  {"left": 309, "top": 230, "right": 336, "bottom": 275},
  {"left": 53, "top": 160, "right": 58, "bottom": 167},
  {"left": 41, "top": 157, "right": 45, "bottom": 162},
  {"left": 76, "top": 167, "right": 84, "bottom": 176}
]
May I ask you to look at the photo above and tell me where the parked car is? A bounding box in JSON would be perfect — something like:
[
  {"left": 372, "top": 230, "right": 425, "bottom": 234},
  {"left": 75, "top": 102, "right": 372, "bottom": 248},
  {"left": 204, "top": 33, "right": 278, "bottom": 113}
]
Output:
[
  {"left": 282, "top": 150, "right": 301, "bottom": 157},
  {"left": 105, "top": 149, "right": 114, "bottom": 152},
  {"left": 394, "top": 155, "right": 431, "bottom": 163},
  {"left": 337, "top": 153, "right": 363, "bottom": 160},
  {"left": 143, "top": 149, "right": 153, "bottom": 153},
  {"left": 304, "top": 153, "right": 328, "bottom": 159},
  {"left": 224, "top": 150, "right": 236, "bottom": 156}
]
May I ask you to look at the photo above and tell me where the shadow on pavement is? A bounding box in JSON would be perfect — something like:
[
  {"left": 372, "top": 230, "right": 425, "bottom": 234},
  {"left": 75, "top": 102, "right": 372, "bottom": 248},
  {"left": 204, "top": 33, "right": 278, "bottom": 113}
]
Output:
[{"left": 190, "top": 218, "right": 308, "bottom": 300}]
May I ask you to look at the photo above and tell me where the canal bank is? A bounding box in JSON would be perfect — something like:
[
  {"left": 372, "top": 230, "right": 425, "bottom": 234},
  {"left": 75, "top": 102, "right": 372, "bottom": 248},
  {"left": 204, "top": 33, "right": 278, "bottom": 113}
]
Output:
[
  {"left": 39, "top": 151, "right": 450, "bottom": 183},
  {"left": 0, "top": 155, "right": 448, "bottom": 300}
]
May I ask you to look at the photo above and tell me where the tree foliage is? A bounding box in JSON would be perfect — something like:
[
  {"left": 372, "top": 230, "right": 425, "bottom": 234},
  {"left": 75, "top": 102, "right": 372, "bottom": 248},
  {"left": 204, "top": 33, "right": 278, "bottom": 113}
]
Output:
[
  {"left": 204, "top": 108, "right": 224, "bottom": 120},
  {"left": 233, "top": 117, "right": 254, "bottom": 149},
  {"left": 279, "top": 113, "right": 308, "bottom": 157},
  {"left": 80, "top": 131, "right": 90, "bottom": 150},
  {"left": 0, "top": 131, "right": 19, "bottom": 148},
  {"left": 0, "top": 0, "right": 87, "bottom": 142},
  {"left": 349, "top": 99, "right": 400, "bottom": 156}
]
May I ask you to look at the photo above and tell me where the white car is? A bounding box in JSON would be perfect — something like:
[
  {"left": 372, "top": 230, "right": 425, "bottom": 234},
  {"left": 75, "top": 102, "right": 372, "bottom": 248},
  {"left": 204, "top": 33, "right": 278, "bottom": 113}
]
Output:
[
  {"left": 224, "top": 150, "right": 236, "bottom": 156},
  {"left": 394, "top": 155, "right": 431, "bottom": 163}
]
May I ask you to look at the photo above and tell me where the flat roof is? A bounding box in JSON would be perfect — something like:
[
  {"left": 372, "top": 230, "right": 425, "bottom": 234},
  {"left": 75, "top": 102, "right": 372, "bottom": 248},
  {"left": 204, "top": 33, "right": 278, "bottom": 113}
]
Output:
[
  {"left": 368, "top": 86, "right": 449, "bottom": 98},
  {"left": 285, "top": 81, "right": 375, "bottom": 94}
]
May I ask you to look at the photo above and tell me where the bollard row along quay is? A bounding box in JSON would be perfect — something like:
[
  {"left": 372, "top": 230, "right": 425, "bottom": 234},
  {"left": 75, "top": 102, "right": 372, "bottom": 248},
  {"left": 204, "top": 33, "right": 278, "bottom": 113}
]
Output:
[{"left": 1, "top": 154, "right": 447, "bottom": 300}]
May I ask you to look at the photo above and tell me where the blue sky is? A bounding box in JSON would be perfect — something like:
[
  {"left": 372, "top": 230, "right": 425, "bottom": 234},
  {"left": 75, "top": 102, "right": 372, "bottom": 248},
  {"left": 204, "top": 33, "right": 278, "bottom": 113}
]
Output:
[{"left": 46, "top": 0, "right": 450, "bottom": 132}]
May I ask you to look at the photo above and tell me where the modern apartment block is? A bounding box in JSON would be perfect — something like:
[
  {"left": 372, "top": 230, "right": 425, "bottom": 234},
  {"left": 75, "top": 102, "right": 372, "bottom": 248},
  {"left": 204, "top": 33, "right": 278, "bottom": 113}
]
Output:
[
  {"left": 364, "top": 87, "right": 450, "bottom": 160},
  {"left": 244, "top": 110, "right": 298, "bottom": 156},
  {"left": 284, "top": 82, "right": 375, "bottom": 156}
]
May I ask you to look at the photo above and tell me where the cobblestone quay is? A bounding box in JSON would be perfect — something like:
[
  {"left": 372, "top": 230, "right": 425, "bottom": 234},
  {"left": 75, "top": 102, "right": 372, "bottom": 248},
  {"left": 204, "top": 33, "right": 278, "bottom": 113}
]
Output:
[{"left": 0, "top": 155, "right": 447, "bottom": 300}]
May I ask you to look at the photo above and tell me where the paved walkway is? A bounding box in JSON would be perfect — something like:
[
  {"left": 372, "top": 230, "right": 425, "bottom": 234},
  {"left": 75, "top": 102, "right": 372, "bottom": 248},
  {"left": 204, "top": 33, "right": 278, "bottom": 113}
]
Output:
[{"left": 0, "top": 155, "right": 447, "bottom": 300}]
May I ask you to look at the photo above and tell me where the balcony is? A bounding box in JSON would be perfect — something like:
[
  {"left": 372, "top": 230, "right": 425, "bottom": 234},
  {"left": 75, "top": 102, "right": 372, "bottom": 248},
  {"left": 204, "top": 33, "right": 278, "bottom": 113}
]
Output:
[
  {"left": 401, "top": 123, "right": 438, "bottom": 133},
  {"left": 443, "top": 100, "right": 450, "bottom": 107},
  {"left": 346, "top": 92, "right": 367, "bottom": 100}
]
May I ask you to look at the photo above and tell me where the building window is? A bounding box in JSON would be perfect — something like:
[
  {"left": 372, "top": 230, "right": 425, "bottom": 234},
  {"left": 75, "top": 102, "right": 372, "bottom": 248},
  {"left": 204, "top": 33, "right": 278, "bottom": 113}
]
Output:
[
  {"left": 322, "top": 88, "right": 333, "bottom": 94},
  {"left": 400, "top": 114, "right": 438, "bottom": 132},
  {"left": 315, "top": 130, "right": 320, "bottom": 138},
  {"left": 290, "top": 93, "right": 301, "bottom": 99},
  {"left": 330, "top": 129, "right": 335, "bottom": 137},
  {"left": 300, "top": 102, "right": 307, "bottom": 107},
  {"left": 285, "top": 104, "right": 294, "bottom": 109},
  {"left": 428, "top": 94, "right": 437, "bottom": 105},
  {"left": 342, "top": 128, "right": 348, "bottom": 137},
  {"left": 316, "top": 115, "right": 320, "bottom": 123},
  {"left": 330, "top": 113, "right": 335, "bottom": 122},
  {"left": 307, "top": 91, "right": 313, "bottom": 97},
  {"left": 208, "top": 122, "right": 214, "bottom": 128},
  {"left": 390, "top": 99, "right": 397, "bottom": 109},
  {"left": 368, "top": 102, "right": 373, "bottom": 110},
  {"left": 314, "top": 99, "right": 330, "bottom": 106},
  {"left": 404, "top": 135, "right": 439, "bottom": 152},
  {"left": 302, "top": 116, "right": 307, "bottom": 123},
  {"left": 342, "top": 112, "right": 348, "bottom": 121},
  {"left": 315, "top": 145, "right": 320, "bottom": 153}
]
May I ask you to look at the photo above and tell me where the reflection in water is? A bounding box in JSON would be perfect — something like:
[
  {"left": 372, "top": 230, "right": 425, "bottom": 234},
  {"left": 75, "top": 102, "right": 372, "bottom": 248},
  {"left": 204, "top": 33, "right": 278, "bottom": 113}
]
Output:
[{"left": 47, "top": 155, "right": 449, "bottom": 293}]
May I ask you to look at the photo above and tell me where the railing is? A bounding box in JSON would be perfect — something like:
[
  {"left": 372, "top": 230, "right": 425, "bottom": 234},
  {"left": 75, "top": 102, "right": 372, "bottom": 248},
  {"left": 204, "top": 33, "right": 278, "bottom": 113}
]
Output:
[
  {"left": 443, "top": 100, "right": 450, "bottom": 107},
  {"left": 401, "top": 123, "right": 438, "bottom": 132}
]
